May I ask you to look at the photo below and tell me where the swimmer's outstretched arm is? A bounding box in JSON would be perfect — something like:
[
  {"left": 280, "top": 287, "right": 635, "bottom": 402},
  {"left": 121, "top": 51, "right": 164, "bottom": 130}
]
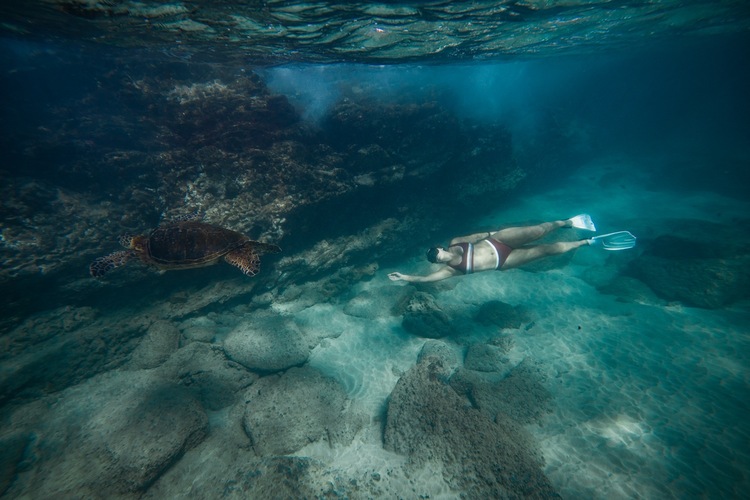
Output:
[
  {"left": 449, "top": 231, "right": 493, "bottom": 245},
  {"left": 388, "top": 267, "right": 458, "bottom": 283}
]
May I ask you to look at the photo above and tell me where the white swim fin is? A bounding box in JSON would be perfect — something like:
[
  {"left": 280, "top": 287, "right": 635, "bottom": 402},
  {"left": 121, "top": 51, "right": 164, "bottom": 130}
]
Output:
[
  {"left": 588, "top": 231, "right": 637, "bottom": 250},
  {"left": 569, "top": 214, "right": 596, "bottom": 231}
]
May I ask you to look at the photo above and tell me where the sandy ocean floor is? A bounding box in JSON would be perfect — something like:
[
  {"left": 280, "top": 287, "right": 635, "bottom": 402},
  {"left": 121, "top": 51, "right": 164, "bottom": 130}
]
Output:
[{"left": 261, "top": 156, "right": 750, "bottom": 498}]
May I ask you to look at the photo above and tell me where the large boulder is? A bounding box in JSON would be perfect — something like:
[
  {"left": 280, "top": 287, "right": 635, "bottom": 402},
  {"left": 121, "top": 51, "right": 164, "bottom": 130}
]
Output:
[
  {"left": 383, "top": 357, "right": 558, "bottom": 498},
  {"left": 128, "top": 320, "right": 180, "bottom": 370},
  {"left": 417, "top": 339, "right": 460, "bottom": 382},
  {"left": 0, "top": 306, "right": 146, "bottom": 406},
  {"left": 223, "top": 314, "right": 311, "bottom": 373},
  {"left": 242, "top": 366, "right": 365, "bottom": 456},
  {"left": 158, "top": 342, "right": 257, "bottom": 410},
  {"left": 450, "top": 358, "right": 553, "bottom": 425},
  {"left": 3, "top": 370, "right": 208, "bottom": 498},
  {"left": 627, "top": 231, "right": 750, "bottom": 308},
  {"left": 399, "top": 291, "right": 453, "bottom": 338},
  {"left": 463, "top": 342, "right": 511, "bottom": 373}
]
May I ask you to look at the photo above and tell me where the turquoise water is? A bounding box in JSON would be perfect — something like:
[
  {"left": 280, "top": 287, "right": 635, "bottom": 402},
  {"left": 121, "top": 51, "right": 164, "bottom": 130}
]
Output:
[{"left": 1, "top": 2, "right": 749, "bottom": 498}]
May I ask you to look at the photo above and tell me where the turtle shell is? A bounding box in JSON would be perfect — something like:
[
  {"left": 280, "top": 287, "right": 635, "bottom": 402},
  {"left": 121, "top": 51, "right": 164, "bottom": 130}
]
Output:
[{"left": 145, "top": 221, "right": 248, "bottom": 268}]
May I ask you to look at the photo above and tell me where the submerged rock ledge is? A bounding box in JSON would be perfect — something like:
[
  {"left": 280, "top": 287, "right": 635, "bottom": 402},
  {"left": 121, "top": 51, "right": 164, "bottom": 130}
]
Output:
[{"left": 1, "top": 62, "right": 552, "bottom": 324}]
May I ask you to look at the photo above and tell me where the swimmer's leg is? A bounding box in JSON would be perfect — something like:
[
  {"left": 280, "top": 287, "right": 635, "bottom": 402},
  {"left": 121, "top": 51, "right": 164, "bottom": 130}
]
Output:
[
  {"left": 502, "top": 239, "right": 589, "bottom": 269},
  {"left": 491, "top": 220, "right": 569, "bottom": 248}
]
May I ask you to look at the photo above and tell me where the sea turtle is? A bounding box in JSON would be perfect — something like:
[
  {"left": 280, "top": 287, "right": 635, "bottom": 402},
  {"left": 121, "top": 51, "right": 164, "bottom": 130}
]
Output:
[{"left": 90, "top": 219, "right": 281, "bottom": 278}]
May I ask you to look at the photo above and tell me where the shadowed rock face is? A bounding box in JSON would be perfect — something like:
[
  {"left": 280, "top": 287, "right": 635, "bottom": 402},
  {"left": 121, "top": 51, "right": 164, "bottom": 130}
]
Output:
[
  {"left": 1, "top": 60, "right": 535, "bottom": 323},
  {"left": 2, "top": 370, "right": 208, "bottom": 498},
  {"left": 383, "top": 354, "right": 559, "bottom": 498},
  {"left": 625, "top": 220, "right": 750, "bottom": 308}
]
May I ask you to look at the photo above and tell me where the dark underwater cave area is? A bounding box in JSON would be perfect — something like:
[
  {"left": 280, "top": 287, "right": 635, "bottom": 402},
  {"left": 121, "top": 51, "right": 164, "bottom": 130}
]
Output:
[{"left": 0, "top": 59, "right": 583, "bottom": 320}]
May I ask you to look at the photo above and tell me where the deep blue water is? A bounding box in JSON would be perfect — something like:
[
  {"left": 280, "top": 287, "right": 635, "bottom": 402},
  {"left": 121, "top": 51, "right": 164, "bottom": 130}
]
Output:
[{"left": 1, "top": 2, "right": 749, "bottom": 499}]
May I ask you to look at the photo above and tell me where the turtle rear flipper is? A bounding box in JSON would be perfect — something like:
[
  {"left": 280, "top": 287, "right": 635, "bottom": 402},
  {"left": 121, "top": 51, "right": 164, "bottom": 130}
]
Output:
[
  {"left": 90, "top": 250, "right": 135, "bottom": 278},
  {"left": 225, "top": 247, "right": 262, "bottom": 276}
]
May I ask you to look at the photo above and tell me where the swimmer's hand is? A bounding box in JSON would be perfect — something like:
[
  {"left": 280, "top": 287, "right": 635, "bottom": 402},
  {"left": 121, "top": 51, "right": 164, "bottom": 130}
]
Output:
[{"left": 388, "top": 272, "right": 407, "bottom": 282}]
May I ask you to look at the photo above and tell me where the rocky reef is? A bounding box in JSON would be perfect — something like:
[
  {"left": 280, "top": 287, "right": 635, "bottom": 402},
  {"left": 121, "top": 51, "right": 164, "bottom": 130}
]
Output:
[
  {"left": 0, "top": 57, "right": 541, "bottom": 322},
  {"left": 0, "top": 56, "right": 586, "bottom": 498},
  {"left": 0, "top": 282, "right": 560, "bottom": 498}
]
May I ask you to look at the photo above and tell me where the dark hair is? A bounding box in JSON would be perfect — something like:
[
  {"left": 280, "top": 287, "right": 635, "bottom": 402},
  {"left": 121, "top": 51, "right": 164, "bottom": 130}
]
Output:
[{"left": 426, "top": 247, "right": 440, "bottom": 263}]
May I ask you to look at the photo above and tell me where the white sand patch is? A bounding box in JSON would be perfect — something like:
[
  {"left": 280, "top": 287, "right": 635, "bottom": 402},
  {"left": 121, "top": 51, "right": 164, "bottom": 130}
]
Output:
[{"left": 302, "top": 302, "right": 425, "bottom": 416}]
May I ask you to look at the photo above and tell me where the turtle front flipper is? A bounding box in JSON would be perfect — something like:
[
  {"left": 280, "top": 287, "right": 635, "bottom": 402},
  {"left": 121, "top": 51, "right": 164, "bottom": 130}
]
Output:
[
  {"left": 90, "top": 250, "right": 135, "bottom": 278},
  {"left": 225, "top": 246, "right": 262, "bottom": 276}
]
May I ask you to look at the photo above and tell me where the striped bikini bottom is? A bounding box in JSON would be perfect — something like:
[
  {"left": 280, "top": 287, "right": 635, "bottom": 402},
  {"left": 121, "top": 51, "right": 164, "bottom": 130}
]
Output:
[{"left": 483, "top": 238, "right": 513, "bottom": 270}]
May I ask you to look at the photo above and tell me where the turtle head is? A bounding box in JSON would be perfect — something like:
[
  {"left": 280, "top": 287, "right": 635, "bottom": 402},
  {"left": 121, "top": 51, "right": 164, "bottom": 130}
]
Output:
[
  {"left": 118, "top": 235, "right": 134, "bottom": 248},
  {"left": 119, "top": 234, "right": 147, "bottom": 252}
]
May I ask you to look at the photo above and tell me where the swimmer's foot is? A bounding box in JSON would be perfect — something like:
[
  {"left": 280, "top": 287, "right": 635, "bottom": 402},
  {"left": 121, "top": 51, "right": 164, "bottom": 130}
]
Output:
[{"left": 568, "top": 214, "right": 596, "bottom": 231}]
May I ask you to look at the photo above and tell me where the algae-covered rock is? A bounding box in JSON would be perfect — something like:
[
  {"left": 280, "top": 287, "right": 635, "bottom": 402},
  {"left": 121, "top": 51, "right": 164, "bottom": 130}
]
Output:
[
  {"left": 128, "top": 320, "right": 180, "bottom": 370},
  {"left": 242, "top": 366, "right": 364, "bottom": 456},
  {"left": 627, "top": 233, "right": 750, "bottom": 308},
  {"left": 223, "top": 315, "right": 311, "bottom": 373},
  {"left": 343, "top": 286, "right": 410, "bottom": 319},
  {"left": 417, "top": 339, "right": 459, "bottom": 381},
  {"left": 463, "top": 342, "right": 510, "bottom": 373},
  {"left": 0, "top": 306, "right": 146, "bottom": 406},
  {"left": 450, "top": 359, "right": 552, "bottom": 425},
  {"left": 159, "top": 342, "right": 257, "bottom": 410},
  {"left": 4, "top": 370, "right": 208, "bottom": 498},
  {"left": 400, "top": 291, "right": 453, "bottom": 338},
  {"left": 383, "top": 357, "right": 558, "bottom": 498}
]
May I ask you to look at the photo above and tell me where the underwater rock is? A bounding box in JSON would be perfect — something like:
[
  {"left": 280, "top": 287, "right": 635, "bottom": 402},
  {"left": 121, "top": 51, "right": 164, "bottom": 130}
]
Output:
[
  {"left": 3, "top": 370, "right": 208, "bottom": 498},
  {"left": 597, "top": 275, "right": 666, "bottom": 305},
  {"left": 0, "top": 432, "right": 31, "bottom": 496},
  {"left": 628, "top": 255, "right": 750, "bottom": 308},
  {"left": 272, "top": 262, "right": 380, "bottom": 314},
  {"left": 627, "top": 233, "right": 750, "bottom": 308},
  {"left": 463, "top": 342, "right": 511, "bottom": 373},
  {"left": 322, "top": 99, "right": 462, "bottom": 173},
  {"left": 159, "top": 342, "right": 257, "bottom": 411},
  {"left": 242, "top": 366, "right": 364, "bottom": 456},
  {"left": 178, "top": 315, "right": 218, "bottom": 343},
  {"left": 383, "top": 357, "right": 558, "bottom": 498},
  {"left": 474, "top": 300, "right": 531, "bottom": 329},
  {"left": 417, "top": 340, "right": 459, "bottom": 382},
  {"left": 450, "top": 359, "right": 552, "bottom": 425},
  {"left": 275, "top": 218, "right": 402, "bottom": 283},
  {"left": 221, "top": 457, "right": 330, "bottom": 498},
  {"left": 127, "top": 320, "right": 180, "bottom": 370},
  {"left": 0, "top": 306, "right": 146, "bottom": 406},
  {"left": 399, "top": 291, "right": 453, "bottom": 338},
  {"left": 223, "top": 315, "right": 311, "bottom": 373}
]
